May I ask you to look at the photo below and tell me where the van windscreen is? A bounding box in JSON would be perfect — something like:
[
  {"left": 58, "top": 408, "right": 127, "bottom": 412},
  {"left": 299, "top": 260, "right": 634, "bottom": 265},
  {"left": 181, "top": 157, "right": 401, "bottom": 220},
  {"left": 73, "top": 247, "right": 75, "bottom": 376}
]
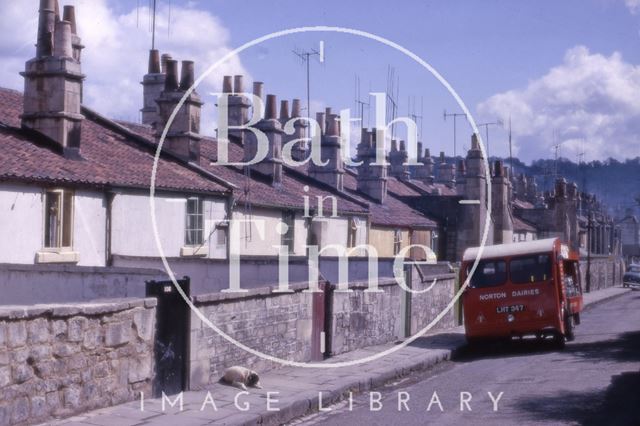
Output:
[
  {"left": 468, "top": 260, "right": 507, "bottom": 288},
  {"left": 510, "top": 254, "right": 552, "bottom": 284}
]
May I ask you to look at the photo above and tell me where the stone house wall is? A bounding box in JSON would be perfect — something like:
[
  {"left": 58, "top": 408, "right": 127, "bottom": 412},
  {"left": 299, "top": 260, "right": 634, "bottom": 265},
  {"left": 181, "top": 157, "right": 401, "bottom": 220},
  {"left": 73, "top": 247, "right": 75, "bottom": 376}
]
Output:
[{"left": 0, "top": 298, "right": 156, "bottom": 426}]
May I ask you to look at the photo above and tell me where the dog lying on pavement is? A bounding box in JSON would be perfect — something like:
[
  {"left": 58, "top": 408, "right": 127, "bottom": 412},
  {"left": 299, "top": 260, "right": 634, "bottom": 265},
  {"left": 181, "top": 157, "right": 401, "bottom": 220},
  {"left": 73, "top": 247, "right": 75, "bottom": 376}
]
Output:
[{"left": 220, "top": 366, "right": 262, "bottom": 391}]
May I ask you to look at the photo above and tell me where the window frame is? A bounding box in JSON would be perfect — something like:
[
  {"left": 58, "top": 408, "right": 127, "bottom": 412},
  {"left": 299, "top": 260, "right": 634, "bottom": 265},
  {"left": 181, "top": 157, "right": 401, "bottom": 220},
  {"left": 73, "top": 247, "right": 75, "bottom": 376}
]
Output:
[
  {"left": 281, "top": 211, "right": 296, "bottom": 254},
  {"left": 509, "top": 253, "right": 553, "bottom": 285},
  {"left": 467, "top": 259, "right": 508, "bottom": 288},
  {"left": 184, "top": 196, "right": 204, "bottom": 247},
  {"left": 43, "top": 188, "right": 74, "bottom": 250}
]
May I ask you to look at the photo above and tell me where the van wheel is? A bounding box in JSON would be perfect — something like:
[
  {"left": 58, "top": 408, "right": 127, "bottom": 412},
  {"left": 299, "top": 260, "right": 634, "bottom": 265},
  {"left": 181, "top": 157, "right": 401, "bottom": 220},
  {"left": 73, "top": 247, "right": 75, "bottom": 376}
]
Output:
[
  {"left": 564, "top": 313, "right": 575, "bottom": 342},
  {"left": 553, "top": 332, "right": 566, "bottom": 349}
]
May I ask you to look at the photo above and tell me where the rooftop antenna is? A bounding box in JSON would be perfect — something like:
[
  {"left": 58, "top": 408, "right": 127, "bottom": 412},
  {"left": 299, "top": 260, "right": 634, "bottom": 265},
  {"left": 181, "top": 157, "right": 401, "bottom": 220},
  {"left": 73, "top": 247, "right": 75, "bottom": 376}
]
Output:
[
  {"left": 443, "top": 109, "right": 467, "bottom": 157},
  {"left": 354, "top": 75, "right": 370, "bottom": 131},
  {"left": 293, "top": 43, "right": 323, "bottom": 129},
  {"left": 151, "top": 0, "right": 157, "bottom": 49},
  {"left": 552, "top": 129, "right": 565, "bottom": 178},
  {"left": 409, "top": 96, "right": 423, "bottom": 141},
  {"left": 508, "top": 115, "right": 513, "bottom": 171},
  {"left": 476, "top": 119, "right": 503, "bottom": 159},
  {"left": 386, "top": 66, "right": 400, "bottom": 139}
]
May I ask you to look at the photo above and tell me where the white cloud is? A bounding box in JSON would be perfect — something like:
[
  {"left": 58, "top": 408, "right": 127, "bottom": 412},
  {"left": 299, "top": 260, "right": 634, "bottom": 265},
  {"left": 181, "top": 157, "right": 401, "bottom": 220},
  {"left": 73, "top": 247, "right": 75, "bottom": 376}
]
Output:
[
  {"left": 477, "top": 45, "right": 640, "bottom": 162},
  {"left": 0, "top": 0, "right": 249, "bottom": 135},
  {"left": 625, "top": 0, "right": 640, "bottom": 14}
]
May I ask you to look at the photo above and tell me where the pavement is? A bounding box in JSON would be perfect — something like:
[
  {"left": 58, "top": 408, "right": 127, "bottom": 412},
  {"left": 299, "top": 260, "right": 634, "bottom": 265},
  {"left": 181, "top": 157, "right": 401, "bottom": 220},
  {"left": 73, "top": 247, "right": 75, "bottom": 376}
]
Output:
[{"left": 42, "top": 285, "right": 631, "bottom": 426}]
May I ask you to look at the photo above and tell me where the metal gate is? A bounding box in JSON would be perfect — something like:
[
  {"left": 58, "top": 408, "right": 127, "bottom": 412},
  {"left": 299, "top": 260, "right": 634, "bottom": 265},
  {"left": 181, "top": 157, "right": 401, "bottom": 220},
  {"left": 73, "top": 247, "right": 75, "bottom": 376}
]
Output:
[{"left": 146, "top": 277, "right": 191, "bottom": 397}]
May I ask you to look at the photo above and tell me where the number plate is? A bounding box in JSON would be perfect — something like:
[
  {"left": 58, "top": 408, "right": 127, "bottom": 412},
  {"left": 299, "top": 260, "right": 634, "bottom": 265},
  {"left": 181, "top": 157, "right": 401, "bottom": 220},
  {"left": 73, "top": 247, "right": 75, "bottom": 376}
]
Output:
[{"left": 496, "top": 304, "right": 524, "bottom": 314}]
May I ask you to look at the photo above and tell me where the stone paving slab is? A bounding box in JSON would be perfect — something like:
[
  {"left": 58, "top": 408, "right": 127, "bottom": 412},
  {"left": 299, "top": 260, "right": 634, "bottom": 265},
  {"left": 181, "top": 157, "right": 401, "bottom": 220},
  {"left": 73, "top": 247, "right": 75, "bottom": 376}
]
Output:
[{"left": 41, "top": 286, "right": 630, "bottom": 426}]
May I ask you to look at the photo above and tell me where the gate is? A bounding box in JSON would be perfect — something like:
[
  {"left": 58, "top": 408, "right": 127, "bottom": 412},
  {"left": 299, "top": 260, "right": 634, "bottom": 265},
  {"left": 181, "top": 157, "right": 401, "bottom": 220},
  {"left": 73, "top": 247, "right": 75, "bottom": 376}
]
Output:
[
  {"left": 146, "top": 277, "right": 191, "bottom": 397},
  {"left": 311, "top": 281, "right": 332, "bottom": 361}
]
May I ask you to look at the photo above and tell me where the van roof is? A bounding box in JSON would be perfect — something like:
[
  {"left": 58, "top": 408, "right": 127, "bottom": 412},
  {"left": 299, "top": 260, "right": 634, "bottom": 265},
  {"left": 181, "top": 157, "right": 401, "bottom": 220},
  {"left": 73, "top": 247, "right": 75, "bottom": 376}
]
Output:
[{"left": 462, "top": 238, "right": 559, "bottom": 262}]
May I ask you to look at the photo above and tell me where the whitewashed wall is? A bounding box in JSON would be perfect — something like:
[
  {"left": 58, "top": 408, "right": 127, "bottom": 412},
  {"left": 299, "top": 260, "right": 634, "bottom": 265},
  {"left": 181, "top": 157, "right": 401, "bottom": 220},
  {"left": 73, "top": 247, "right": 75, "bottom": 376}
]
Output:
[
  {"left": 0, "top": 183, "right": 43, "bottom": 264},
  {"left": 110, "top": 191, "right": 227, "bottom": 259},
  {"left": 0, "top": 184, "right": 107, "bottom": 266},
  {"left": 73, "top": 190, "right": 106, "bottom": 266}
]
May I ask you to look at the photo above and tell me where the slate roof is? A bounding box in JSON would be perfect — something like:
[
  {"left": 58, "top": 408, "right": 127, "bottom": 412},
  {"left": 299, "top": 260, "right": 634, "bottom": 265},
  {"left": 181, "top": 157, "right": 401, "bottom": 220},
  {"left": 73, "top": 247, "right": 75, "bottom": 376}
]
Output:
[{"left": 0, "top": 88, "right": 229, "bottom": 194}]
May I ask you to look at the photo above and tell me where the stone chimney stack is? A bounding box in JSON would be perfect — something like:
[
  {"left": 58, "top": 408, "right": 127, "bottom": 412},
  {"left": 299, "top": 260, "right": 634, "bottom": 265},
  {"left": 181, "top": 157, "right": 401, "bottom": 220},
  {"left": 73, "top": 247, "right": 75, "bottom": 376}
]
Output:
[
  {"left": 413, "top": 147, "right": 435, "bottom": 184},
  {"left": 389, "top": 140, "right": 410, "bottom": 180},
  {"left": 284, "top": 98, "right": 308, "bottom": 162},
  {"left": 309, "top": 111, "right": 345, "bottom": 190},
  {"left": 436, "top": 152, "right": 456, "bottom": 187},
  {"left": 224, "top": 75, "right": 250, "bottom": 143},
  {"left": 244, "top": 92, "right": 284, "bottom": 184},
  {"left": 155, "top": 59, "right": 203, "bottom": 163},
  {"left": 140, "top": 49, "right": 165, "bottom": 127},
  {"left": 62, "top": 6, "right": 82, "bottom": 62},
  {"left": 457, "top": 133, "right": 490, "bottom": 258},
  {"left": 456, "top": 159, "right": 466, "bottom": 194},
  {"left": 22, "top": 0, "right": 84, "bottom": 156},
  {"left": 356, "top": 129, "right": 388, "bottom": 203},
  {"left": 491, "top": 160, "right": 514, "bottom": 244}
]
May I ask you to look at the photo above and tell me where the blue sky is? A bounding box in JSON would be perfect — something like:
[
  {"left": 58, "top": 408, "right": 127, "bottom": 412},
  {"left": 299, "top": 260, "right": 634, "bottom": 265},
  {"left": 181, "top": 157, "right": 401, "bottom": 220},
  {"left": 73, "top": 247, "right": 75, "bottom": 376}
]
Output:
[{"left": 2, "top": 0, "right": 639, "bottom": 162}]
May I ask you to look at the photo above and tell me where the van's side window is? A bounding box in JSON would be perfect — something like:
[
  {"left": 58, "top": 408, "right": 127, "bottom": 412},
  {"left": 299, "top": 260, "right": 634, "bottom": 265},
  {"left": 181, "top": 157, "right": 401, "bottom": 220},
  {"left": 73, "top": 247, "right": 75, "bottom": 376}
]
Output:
[
  {"left": 468, "top": 260, "right": 507, "bottom": 288},
  {"left": 510, "top": 254, "right": 552, "bottom": 284}
]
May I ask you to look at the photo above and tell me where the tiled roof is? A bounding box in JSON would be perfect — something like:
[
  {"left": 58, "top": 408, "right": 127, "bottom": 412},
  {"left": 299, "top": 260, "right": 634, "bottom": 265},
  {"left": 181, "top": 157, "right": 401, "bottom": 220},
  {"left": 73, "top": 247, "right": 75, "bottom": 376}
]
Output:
[
  {"left": 0, "top": 88, "right": 229, "bottom": 194},
  {"left": 342, "top": 171, "right": 436, "bottom": 229},
  {"left": 513, "top": 198, "right": 535, "bottom": 209},
  {"left": 513, "top": 216, "right": 537, "bottom": 232},
  {"left": 120, "top": 121, "right": 369, "bottom": 215}
]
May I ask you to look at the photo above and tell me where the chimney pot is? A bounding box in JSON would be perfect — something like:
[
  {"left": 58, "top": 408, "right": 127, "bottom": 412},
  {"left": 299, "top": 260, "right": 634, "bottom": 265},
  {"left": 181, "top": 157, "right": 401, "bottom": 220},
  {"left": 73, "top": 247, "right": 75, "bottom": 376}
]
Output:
[
  {"left": 222, "top": 76, "right": 232, "bottom": 93},
  {"left": 327, "top": 114, "right": 340, "bottom": 136},
  {"left": 440, "top": 151, "right": 445, "bottom": 162},
  {"left": 37, "top": 0, "right": 56, "bottom": 57},
  {"left": 424, "top": 148, "right": 431, "bottom": 158},
  {"left": 265, "top": 94, "right": 277, "bottom": 120},
  {"left": 291, "top": 99, "right": 301, "bottom": 118},
  {"left": 53, "top": 20, "right": 72, "bottom": 57},
  {"left": 164, "top": 60, "right": 179, "bottom": 91},
  {"left": 62, "top": 5, "right": 77, "bottom": 34},
  {"left": 179, "top": 60, "right": 195, "bottom": 90},
  {"left": 400, "top": 140, "right": 406, "bottom": 152},
  {"left": 233, "top": 75, "right": 244, "bottom": 93},
  {"left": 252, "top": 82, "right": 264, "bottom": 100},
  {"left": 147, "top": 49, "right": 161, "bottom": 74},
  {"left": 316, "top": 112, "right": 325, "bottom": 134},
  {"left": 494, "top": 160, "right": 504, "bottom": 177},
  {"left": 161, "top": 54, "right": 172, "bottom": 73},
  {"left": 280, "top": 100, "right": 290, "bottom": 121},
  {"left": 471, "top": 133, "right": 480, "bottom": 150},
  {"left": 391, "top": 140, "right": 398, "bottom": 151}
]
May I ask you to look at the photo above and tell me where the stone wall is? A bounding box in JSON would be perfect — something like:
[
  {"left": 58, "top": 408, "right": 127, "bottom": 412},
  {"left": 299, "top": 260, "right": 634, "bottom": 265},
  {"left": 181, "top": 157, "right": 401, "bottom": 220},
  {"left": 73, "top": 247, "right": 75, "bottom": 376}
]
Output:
[
  {"left": 330, "top": 268, "right": 457, "bottom": 355},
  {"left": 0, "top": 298, "right": 156, "bottom": 426},
  {"left": 189, "top": 284, "right": 314, "bottom": 390},
  {"left": 408, "top": 271, "right": 457, "bottom": 335},
  {"left": 580, "top": 256, "right": 625, "bottom": 292},
  {"left": 330, "top": 279, "right": 403, "bottom": 355}
]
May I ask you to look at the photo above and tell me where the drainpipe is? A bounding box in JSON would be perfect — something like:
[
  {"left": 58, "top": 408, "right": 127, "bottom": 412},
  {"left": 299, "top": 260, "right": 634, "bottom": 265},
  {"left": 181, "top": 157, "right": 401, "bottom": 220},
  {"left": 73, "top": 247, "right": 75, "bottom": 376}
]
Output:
[{"left": 105, "top": 191, "right": 115, "bottom": 267}]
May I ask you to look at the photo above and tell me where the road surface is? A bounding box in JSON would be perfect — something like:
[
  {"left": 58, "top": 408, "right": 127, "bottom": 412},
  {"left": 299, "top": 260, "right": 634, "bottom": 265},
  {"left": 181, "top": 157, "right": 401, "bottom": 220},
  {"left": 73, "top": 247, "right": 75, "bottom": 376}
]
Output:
[{"left": 292, "top": 292, "right": 640, "bottom": 426}]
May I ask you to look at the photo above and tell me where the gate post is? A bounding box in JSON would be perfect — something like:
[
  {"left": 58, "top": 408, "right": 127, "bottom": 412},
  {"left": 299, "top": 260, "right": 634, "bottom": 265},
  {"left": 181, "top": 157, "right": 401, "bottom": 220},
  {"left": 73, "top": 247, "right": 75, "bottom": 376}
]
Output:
[{"left": 146, "top": 277, "right": 191, "bottom": 397}]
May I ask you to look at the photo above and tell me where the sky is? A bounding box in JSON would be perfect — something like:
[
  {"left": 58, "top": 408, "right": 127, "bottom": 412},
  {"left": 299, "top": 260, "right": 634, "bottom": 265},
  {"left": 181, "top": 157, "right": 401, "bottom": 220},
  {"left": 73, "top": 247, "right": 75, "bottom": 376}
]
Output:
[{"left": 1, "top": 0, "right": 639, "bottom": 163}]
